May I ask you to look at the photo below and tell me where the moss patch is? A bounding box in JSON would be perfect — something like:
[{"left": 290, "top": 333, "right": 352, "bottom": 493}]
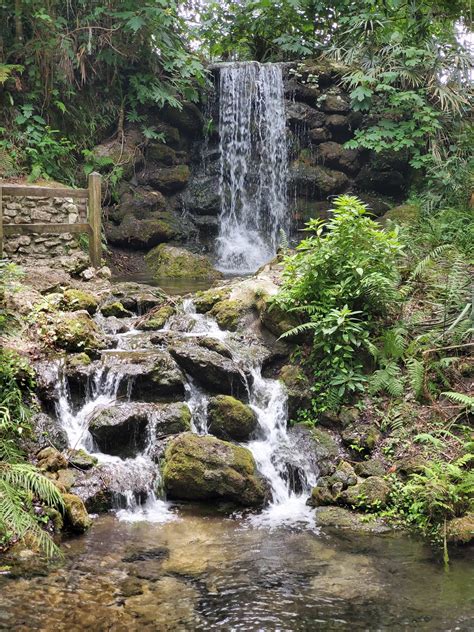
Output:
[{"left": 145, "top": 244, "right": 221, "bottom": 280}]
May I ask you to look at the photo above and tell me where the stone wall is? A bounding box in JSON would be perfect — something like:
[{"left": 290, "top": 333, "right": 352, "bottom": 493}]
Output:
[{"left": 3, "top": 195, "right": 87, "bottom": 264}]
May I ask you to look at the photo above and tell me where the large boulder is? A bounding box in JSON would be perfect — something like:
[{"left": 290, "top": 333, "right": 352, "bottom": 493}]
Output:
[
  {"left": 61, "top": 289, "right": 98, "bottom": 315},
  {"left": 107, "top": 212, "right": 186, "bottom": 249},
  {"left": 39, "top": 311, "right": 105, "bottom": 353},
  {"left": 101, "top": 350, "right": 186, "bottom": 401},
  {"left": 180, "top": 174, "right": 220, "bottom": 216},
  {"left": 90, "top": 402, "right": 191, "bottom": 457},
  {"left": 108, "top": 188, "right": 167, "bottom": 223},
  {"left": 320, "top": 91, "right": 350, "bottom": 113},
  {"left": 92, "top": 127, "right": 144, "bottom": 179},
  {"left": 315, "top": 142, "right": 361, "bottom": 175},
  {"left": 138, "top": 164, "right": 190, "bottom": 193},
  {"left": 289, "top": 163, "right": 349, "bottom": 199},
  {"left": 161, "top": 102, "right": 205, "bottom": 138},
  {"left": 285, "top": 101, "right": 326, "bottom": 129},
  {"left": 162, "top": 433, "right": 266, "bottom": 506},
  {"left": 208, "top": 395, "right": 257, "bottom": 441},
  {"left": 145, "top": 244, "right": 221, "bottom": 280},
  {"left": 340, "top": 476, "right": 391, "bottom": 509},
  {"left": 169, "top": 341, "right": 248, "bottom": 397}
]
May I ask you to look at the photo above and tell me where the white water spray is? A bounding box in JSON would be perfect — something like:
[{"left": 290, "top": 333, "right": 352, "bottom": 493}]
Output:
[{"left": 217, "top": 62, "right": 288, "bottom": 273}]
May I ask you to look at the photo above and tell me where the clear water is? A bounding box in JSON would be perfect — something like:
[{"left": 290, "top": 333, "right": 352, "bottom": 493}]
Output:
[
  {"left": 217, "top": 62, "right": 288, "bottom": 273},
  {"left": 1, "top": 508, "right": 473, "bottom": 631}
]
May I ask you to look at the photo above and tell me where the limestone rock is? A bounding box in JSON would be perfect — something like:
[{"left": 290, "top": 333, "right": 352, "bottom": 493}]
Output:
[
  {"left": 162, "top": 433, "right": 266, "bottom": 506},
  {"left": 37, "top": 447, "right": 68, "bottom": 472},
  {"left": 315, "top": 506, "right": 392, "bottom": 533},
  {"left": 62, "top": 289, "right": 98, "bottom": 314},
  {"left": 289, "top": 163, "right": 349, "bottom": 199},
  {"left": 138, "top": 164, "right": 190, "bottom": 193},
  {"left": 62, "top": 493, "right": 92, "bottom": 532},
  {"left": 208, "top": 395, "right": 257, "bottom": 441},
  {"left": 136, "top": 306, "right": 175, "bottom": 330},
  {"left": 100, "top": 301, "right": 133, "bottom": 318},
  {"left": 315, "top": 141, "right": 361, "bottom": 175},
  {"left": 101, "top": 350, "right": 186, "bottom": 401},
  {"left": 169, "top": 341, "right": 247, "bottom": 397},
  {"left": 340, "top": 476, "right": 391, "bottom": 509},
  {"left": 446, "top": 514, "right": 474, "bottom": 545},
  {"left": 145, "top": 244, "right": 221, "bottom": 280},
  {"left": 41, "top": 311, "right": 105, "bottom": 352}
]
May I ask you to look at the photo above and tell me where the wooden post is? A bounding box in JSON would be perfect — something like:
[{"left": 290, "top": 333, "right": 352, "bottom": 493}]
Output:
[{"left": 87, "top": 172, "right": 101, "bottom": 268}]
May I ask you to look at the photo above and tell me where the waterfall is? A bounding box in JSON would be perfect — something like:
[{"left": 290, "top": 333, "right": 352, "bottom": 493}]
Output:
[{"left": 216, "top": 62, "right": 288, "bottom": 274}]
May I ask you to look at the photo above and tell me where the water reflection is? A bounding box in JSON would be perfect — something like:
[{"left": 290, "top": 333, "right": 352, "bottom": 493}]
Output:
[{"left": 1, "top": 506, "right": 473, "bottom": 631}]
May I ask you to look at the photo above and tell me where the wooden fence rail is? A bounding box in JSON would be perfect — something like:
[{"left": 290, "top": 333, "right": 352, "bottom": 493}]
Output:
[{"left": 0, "top": 172, "right": 102, "bottom": 268}]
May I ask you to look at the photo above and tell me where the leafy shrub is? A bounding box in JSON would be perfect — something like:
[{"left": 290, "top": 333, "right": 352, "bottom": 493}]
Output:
[{"left": 276, "top": 195, "right": 403, "bottom": 411}]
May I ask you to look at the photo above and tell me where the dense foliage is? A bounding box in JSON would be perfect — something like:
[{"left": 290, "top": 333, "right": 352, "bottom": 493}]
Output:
[
  {"left": 0, "top": 264, "right": 63, "bottom": 557},
  {"left": 0, "top": 0, "right": 206, "bottom": 182},
  {"left": 276, "top": 195, "right": 403, "bottom": 410}
]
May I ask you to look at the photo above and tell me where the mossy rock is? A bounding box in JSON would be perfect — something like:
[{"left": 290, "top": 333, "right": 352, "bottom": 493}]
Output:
[
  {"left": 137, "top": 306, "right": 175, "bottom": 330},
  {"left": 197, "top": 336, "right": 232, "bottom": 358},
  {"left": 315, "top": 507, "right": 392, "bottom": 534},
  {"left": 311, "top": 428, "right": 339, "bottom": 459},
  {"left": 62, "top": 493, "right": 92, "bottom": 532},
  {"left": 67, "top": 352, "right": 91, "bottom": 368},
  {"left": 44, "top": 311, "right": 105, "bottom": 352},
  {"left": 193, "top": 288, "right": 230, "bottom": 313},
  {"left": 354, "top": 459, "right": 386, "bottom": 478},
  {"left": 55, "top": 468, "right": 76, "bottom": 492},
  {"left": 446, "top": 514, "right": 474, "bottom": 545},
  {"left": 208, "top": 395, "right": 257, "bottom": 441},
  {"left": 145, "top": 244, "right": 222, "bottom": 280},
  {"left": 279, "top": 364, "right": 311, "bottom": 418},
  {"left": 380, "top": 204, "right": 420, "bottom": 226},
  {"left": 257, "top": 296, "right": 300, "bottom": 338},
  {"left": 101, "top": 301, "right": 133, "bottom": 318},
  {"left": 62, "top": 289, "right": 98, "bottom": 314},
  {"left": 341, "top": 424, "right": 381, "bottom": 455},
  {"left": 340, "top": 476, "right": 391, "bottom": 510},
  {"left": 209, "top": 299, "right": 246, "bottom": 331},
  {"left": 107, "top": 213, "right": 180, "bottom": 249},
  {"left": 162, "top": 432, "right": 266, "bottom": 506},
  {"left": 37, "top": 447, "right": 67, "bottom": 472},
  {"left": 66, "top": 448, "right": 98, "bottom": 470}
]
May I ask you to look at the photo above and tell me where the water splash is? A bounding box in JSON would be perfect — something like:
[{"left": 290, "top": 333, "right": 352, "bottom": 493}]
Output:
[{"left": 217, "top": 62, "right": 288, "bottom": 273}]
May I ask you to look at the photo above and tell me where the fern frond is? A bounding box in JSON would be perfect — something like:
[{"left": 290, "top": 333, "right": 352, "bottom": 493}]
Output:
[
  {"left": 279, "top": 320, "right": 318, "bottom": 339},
  {"left": 441, "top": 391, "right": 474, "bottom": 411},
  {"left": 407, "top": 358, "right": 425, "bottom": 400},
  {"left": 411, "top": 244, "right": 452, "bottom": 279}
]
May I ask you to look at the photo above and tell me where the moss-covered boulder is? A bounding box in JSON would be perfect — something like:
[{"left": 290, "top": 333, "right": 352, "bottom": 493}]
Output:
[
  {"left": 208, "top": 395, "right": 257, "bottom": 441},
  {"left": 138, "top": 164, "right": 190, "bottom": 193},
  {"left": 62, "top": 493, "right": 92, "bottom": 532},
  {"left": 136, "top": 306, "right": 175, "bottom": 330},
  {"left": 37, "top": 447, "right": 68, "bottom": 472},
  {"left": 340, "top": 476, "right": 391, "bottom": 510},
  {"left": 145, "top": 244, "right": 221, "bottom": 280},
  {"left": 354, "top": 459, "right": 386, "bottom": 478},
  {"left": 107, "top": 213, "right": 180, "bottom": 249},
  {"left": 66, "top": 352, "right": 91, "bottom": 369},
  {"left": 44, "top": 311, "right": 105, "bottom": 352},
  {"left": 380, "top": 204, "right": 420, "bottom": 226},
  {"left": 196, "top": 336, "right": 232, "bottom": 358},
  {"left": 342, "top": 424, "right": 381, "bottom": 455},
  {"left": 446, "top": 514, "right": 474, "bottom": 545},
  {"left": 162, "top": 433, "right": 266, "bottom": 506},
  {"left": 62, "top": 289, "right": 98, "bottom": 314},
  {"left": 257, "top": 296, "right": 300, "bottom": 338},
  {"left": 100, "top": 301, "right": 133, "bottom": 318},
  {"left": 66, "top": 449, "right": 98, "bottom": 471},
  {"left": 209, "top": 299, "right": 246, "bottom": 331},
  {"left": 315, "top": 507, "right": 392, "bottom": 534},
  {"left": 279, "top": 364, "right": 311, "bottom": 418},
  {"left": 193, "top": 288, "right": 230, "bottom": 313}
]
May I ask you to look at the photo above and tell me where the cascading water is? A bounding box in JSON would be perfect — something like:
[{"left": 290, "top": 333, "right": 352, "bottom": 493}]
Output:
[{"left": 216, "top": 62, "right": 288, "bottom": 273}]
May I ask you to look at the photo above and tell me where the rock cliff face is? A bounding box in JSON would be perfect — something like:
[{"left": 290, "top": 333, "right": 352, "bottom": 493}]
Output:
[{"left": 104, "top": 60, "right": 410, "bottom": 255}]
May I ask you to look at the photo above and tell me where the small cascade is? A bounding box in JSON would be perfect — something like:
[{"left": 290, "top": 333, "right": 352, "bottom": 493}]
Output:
[
  {"left": 216, "top": 62, "right": 288, "bottom": 273},
  {"left": 178, "top": 300, "right": 318, "bottom": 528},
  {"left": 53, "top": 357, "right": 176, "bottom": 524}
]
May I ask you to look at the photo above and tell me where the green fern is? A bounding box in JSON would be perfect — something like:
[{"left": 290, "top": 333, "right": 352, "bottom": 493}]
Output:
[
  {"left": 369, "top": 361, "right": 405, "bottom": 397},
  {"left": 441, "top": 391, "right": 474, "bottom": 412},
  {"left": 407, "top": 358, "right": 425, "bottom": 400},
  {"left": 411, "top": 244, "right": 452, "bottom": 279}
]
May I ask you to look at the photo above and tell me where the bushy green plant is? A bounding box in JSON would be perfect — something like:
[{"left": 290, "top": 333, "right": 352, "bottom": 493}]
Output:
[
  {"left": 276, "top": 195, "right": 403, "bottom": 411},
  {"left": 0, "top": 350, "right": 63, "bottom": 557}
]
